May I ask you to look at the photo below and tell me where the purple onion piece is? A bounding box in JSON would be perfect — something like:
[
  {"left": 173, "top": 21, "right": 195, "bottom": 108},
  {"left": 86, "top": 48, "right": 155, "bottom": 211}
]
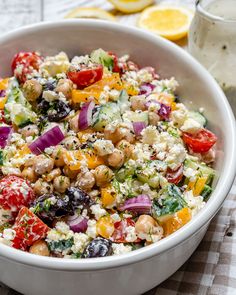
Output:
[
  {"left": 158, "top": 103, "right": 171, "bottom": 120},
  {"left": 79, "top": 100, "right": 95, "bottom": 130},
  {"left": 0, "top": 90, "right": 6, "bottom": 97},
  {"left": 0, "top": 126, "right": 12, "bottom": 148},
  {"left": 29, "top": 125, "right": 65, "bottom": 155},
  {"left": 119, "top": 194, "right": 152, "bottom": 214},
  {"left": 139, "top": 83, "right": 155, "bottom": 95},
  {"left": 132, "top": 121, "right": 147, "bottom": 136},
  {"left": 67, "top": 214, "right": 88, "bottom": 233}
]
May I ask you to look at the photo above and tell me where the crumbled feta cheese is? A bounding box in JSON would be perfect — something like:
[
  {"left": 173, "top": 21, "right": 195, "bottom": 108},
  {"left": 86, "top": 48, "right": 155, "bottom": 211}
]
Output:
[
  {"left": 109, "top": 89, "right": 120, "bottom": 101},
  {"left": 86, "top": 219, "right": 97, "bottom": 238},
  {"left": 132, "top": 143, "right": 152, "bottom": 161},
  {"left": 55, "top": 222, "right": 70, "bottom": 234},
  {"left": 44, "top": 147, "right": 54, "bottom": 155},
  {"left": 141, "top": 126, "right": 159, "bottom": 145},
  {"left": 183, "top": 190, "right": 205, "bottom": 217},
  {"left": 112, "top": 243, "right": 132, "bottom": 255},
  {"left": 183, "top": 167, "right": 198, "bottom": 182},
  {"left": 93, "top": 139, "right": 114, "bottom": 156},
  {"left": 152, "top": 77, "right": 179, "bottom": 92},
  {"left": 42, "top": 90, "right": 58, "bottom": 102},
  {"left": 165, "top": 144, "right": 186, "bottom": 170},
  {"left": 125, "top": 226, "right": 137, "bottom": 242},
  {"left": 137, "top": 68, "right": 153, "bottom": 84},
  {"left": 2, "top": 228, "right": 16, "bottom": 240},
  {"left": 181, "top": 118, "right": 201, "bottom": 134},
  {"left": 71, "top": 233, "right": 89, "bottom": 254},
  {"left": 90, "top": 204, "right": 107, "bottom": 220},
  {"left": 2, "top": 167, "right": 21, "bottom": 176},
  {"left": 110, "top": 213, "right": 121, "bottom": 222},
  {"left": 171, "top": 103, "right": 188, "bottom": 126},
  {"left": 40, "top": 52, "right": 70, "bottom": 76}
]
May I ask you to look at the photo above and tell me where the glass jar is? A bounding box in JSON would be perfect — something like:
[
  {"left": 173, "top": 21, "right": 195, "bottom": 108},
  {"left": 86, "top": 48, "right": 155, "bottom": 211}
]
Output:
[{"left": 189, "top": 0, "right": 236, "bottom": 114}]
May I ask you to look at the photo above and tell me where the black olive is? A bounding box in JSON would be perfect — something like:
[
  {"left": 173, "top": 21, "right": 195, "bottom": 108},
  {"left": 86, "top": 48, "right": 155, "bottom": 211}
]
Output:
[
  {"left": 82, "top": 238, "right": 113, "bottom": 258},
  {"left": 47, "top": 100, "right": 71, "bottom": 122},
  {"left": 43, "top": 79, "right": 57, "bottom": 91},
  {"left": 38, "top": 99, "right": 50, "bottom": 115},
  {"left": 65, "top": 187, "right": 94, "bottom": 209},
  {"left": 30, "top": 194, "right": 74, "bottom": 225}
]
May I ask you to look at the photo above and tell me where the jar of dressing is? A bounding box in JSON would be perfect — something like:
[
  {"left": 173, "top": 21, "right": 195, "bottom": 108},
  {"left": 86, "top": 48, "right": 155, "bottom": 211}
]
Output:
[{"left": 189, "top": 0, "right": 236, "bottom": 114}]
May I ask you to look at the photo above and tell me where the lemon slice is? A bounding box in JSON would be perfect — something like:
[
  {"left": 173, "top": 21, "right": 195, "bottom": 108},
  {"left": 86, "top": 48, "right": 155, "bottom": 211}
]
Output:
[
  {"left": 137, "top": 6, "right": 193, "bottom": 41},
  {"left": 65, "top": 7, "right": 116, "bottom": 21},
  {"left": 108, "top": 0, "right": 154, "bottom": 13}
]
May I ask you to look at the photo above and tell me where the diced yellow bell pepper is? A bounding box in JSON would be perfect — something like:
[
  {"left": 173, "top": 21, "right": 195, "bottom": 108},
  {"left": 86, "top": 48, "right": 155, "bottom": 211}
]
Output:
[
  {"left": 101, "top": 185, "right": 116, "bottom": 208},
  {"left": 71, "top": 73, "right": 123, "bottom": 104},
  {"left": 0, "top": 96, "right": 7, "bottom": 110},
  {"left": 77, "top": 128, "right": 94, "bottom": 143},
  {"left": 96, "top": 216, "right": 114, "bottom": 239},
  {"left": 63, "top": 150, "right": 84, "bottom": 171},
  {"left": 161, "top": 207, "right": 191, "bottom": 237},
  {"left": 0, "top": 78, "right": 9, "bottom": 90},
  {"left": 193, "top": 177, "right": 208, "bottom": 196},
  {"left": 171, "top": 102, "right": 177, "bottom": 111},
  {"left": 84, "top": 148, "right": 105, "bottom": 169},
  {"left": 158, "top": 93, "right": 175, "bottom": 106},
  {"left": 123, "top": 82, "right": 139, "bottom": 96}
]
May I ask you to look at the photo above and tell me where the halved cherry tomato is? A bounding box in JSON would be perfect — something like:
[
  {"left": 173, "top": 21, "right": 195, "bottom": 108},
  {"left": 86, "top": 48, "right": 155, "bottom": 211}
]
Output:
[
  {"left": 68, "top": 65, "right": 103, "bottom": 89},
  {"left": 0, "top": 176, "right": 35, "bottom": 213},
  {"left": 112, "top": 218, "right": 138, "bottom": 243},
  {"left": 182, "top": 129, "right": 217, "bottom": 153},
  {"left": 11, "top": 51, "right": 43, "bottom": 83},
  {"left": 108, "top": 51, "right": 120, "bottom": 73},
  {"left": 166, "top": 164, "right": 183, "bottom": 184},
  {"left": 12, "top": 207, "right": 49, "bottom": 250}
]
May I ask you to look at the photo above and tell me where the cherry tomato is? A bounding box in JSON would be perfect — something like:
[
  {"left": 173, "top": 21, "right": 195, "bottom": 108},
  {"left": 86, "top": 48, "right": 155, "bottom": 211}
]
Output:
[
  {"left": 0, "top": 176, "right": 35, "bottom": 213},
  {"left": 68, "top": 65, "right": 103, "bottom": 89},
  {"left": 108, "top": 52, "right": 120, "bottom": 73},
  {"left": 182, "top": 129, "right": 217, "bottom": 153},
  {"left": 12, "top": 207, "right": 49, "bottom": 250},
  {"left": 112, "top": 218, "right": 138, "bottom": 243},
  {"left": 166, "top": 164, "right": 183, "bottom": 184},
  {"left": 11, "top": 51, "right": 43, "bottom": 83}
]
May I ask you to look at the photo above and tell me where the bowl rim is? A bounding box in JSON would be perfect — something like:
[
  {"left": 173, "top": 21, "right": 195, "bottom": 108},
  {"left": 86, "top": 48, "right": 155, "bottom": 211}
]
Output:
[{"left": 0, "top": 19, "right": 235, "bottom": 271}]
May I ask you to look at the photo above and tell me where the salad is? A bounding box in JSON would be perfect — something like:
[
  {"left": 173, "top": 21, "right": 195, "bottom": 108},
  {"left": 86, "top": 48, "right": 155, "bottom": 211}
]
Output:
[{"left": 0, "top": 49, "right": 217, "bottom": 258}]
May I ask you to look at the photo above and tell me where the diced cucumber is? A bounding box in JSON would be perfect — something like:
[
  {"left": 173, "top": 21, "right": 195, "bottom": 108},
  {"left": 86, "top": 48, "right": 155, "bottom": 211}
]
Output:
[
  {"left": 90, "top": 48, "right": 114, "bottom": 71},
  {"left": 184, "top": 158, "right": 215, "bottom": 185},
  {"left": 92, "top": 102, "right": 121, "bottom": 131},
  {"left": 201, "top": 185, "right": 213, "bottom": 201},
  {"left": 118, "top": 89, "right": 130, "bottom": 112},
  {"left": 189, "top": 111, "right": 207, "bottom": 127},
  {"left": 115, "top": 165, "right": 135, "bottom": 182},
  {"left": 129, "top": 111, "right": 148, "bottom": 124}
]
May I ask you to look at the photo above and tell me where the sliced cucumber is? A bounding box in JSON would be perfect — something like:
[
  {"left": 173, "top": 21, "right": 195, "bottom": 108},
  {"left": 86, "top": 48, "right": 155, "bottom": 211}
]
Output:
[
  {"left": 90, "top": 48, "right": 114, "bottom": 71},
  {"left": 115, "top": 165, "right": 135, "bottom": 182},
  {"left": 184, "top": 158, "right": 215, "bottom": 185},
  {"left": 201, "top": 185, "right": 213, "bottom": 201},
  {"left": 189, "top": 111, "right": 207, "bottom": 127},
  {"left": 92, "top": 102, "right": 121, "bottom": 131}
]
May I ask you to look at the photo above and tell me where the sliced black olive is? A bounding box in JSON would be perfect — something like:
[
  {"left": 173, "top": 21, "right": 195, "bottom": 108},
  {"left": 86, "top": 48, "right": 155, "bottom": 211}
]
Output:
[
  {"left": 65, "top": 187, "right": 94, "bottom": 209},
  {"left": 82, "top": 238, "right": 113, "bottom": 258},
  {"left": 47, "top": 100, "right": 71, "bottom": 122}
]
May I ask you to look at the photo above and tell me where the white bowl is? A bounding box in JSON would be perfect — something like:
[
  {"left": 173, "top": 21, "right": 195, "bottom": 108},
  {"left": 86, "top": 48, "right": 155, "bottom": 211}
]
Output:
[{"left": 0, "top": 20, "right": 235, "bottom": 295}]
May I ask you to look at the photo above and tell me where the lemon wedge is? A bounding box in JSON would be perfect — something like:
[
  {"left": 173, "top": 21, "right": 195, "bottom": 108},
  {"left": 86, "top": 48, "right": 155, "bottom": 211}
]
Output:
[
  {"left": 137, "top": 6, "right": 193, "bottom": 41},
  {"left": 65, "top": 7, "right": 116, "bottom": 21},
  {"left": 108, "top": 0, "right": 154, "bottom": 13}
]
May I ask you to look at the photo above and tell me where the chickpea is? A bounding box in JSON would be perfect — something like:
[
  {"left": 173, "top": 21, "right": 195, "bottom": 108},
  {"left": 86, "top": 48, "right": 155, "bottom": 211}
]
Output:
[
  {"left": 53, "top": 176, "right": 70, "bottom": 193},
  {"left": 52, "top": 146, "right": 66, "bottom": 167},
  {"left": 120, "top": 126, "right": 135, "bottom": 143},
  {"left": 104, "top": 125, "right": 123, "bottom": 144},
  {"left": 29, "top": 240, "right": 50, "bottom": 256},
  {"left": 135, "top": 215, "right": 158, "bottom": 236},
  {"left": 130, "top": 95, "right": 146, "bottom": 111},
  {"left": 33, "top": 179, "right": 53, "bottom": 195},
  {"left": 63, "top": 136, "right": 80, "bottom": 150},
  {"left": 33, "top": 155, "right": 54, "bottom": 175},
  {"left": 55, "top": 79, "right": 73, "bottom": 99},
  {"left": 19, "top": 124, "right": 39, "bottom": 138},
  {"left": 23, "top": 79, "right": 42, "bottom": 101},
  {"left": 94, "top": 165, "right": 114, "bottom": 187},
  {"left": 63, "top": 166, "right": 79, "bottom": 179},
  {"left": 148, "top": 111, "right": 160, "bottom": 126},
  {"left": 116, "top": 140, "right": 133, "bottom": 160},
  {"left": 22, "top": 167, "right": 38, "bottom": 182},
  {"left": 24, "top": 156, "right": 35, "bottom": 167},
  {"left": 43, "top": 168, "right": 61, "bottom": 182},
  {"left": 69, "top": 113, "right": 80, "bottom": 132},
  {"left": 76, "top": 170, "right": 95, "bottom": 191},
  {"left": 107, "top": 149, "right": 124, "bottom": 168}
]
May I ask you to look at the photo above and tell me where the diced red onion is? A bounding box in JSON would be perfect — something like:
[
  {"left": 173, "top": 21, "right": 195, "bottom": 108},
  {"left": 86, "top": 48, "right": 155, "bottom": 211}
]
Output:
[
  {"left": 0, "top": 90, "right": 6, "bottom": 97},
  {"left": 158, "top": 103, "right": 171, "bottom": 120},
  {"left": 139, "top": 83, "right": 155, "bottom": 95},
  {"left": 133, "top": 122, "right": 147, "bottom": 136},
  {"left": 0, "top": 126, "right": 12, "bottom": 148},
  {"left": 29, "top": 125, "right": 65, "bottom": 155},
  {"left": 79, "top": 100, "right": 95, "bottom": 130},
  {"left": 67, "top": 214, "right": 88, "bottom": 233},
  {"left": 119, "top": 194, "right": 152, "bottom": 214}
]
